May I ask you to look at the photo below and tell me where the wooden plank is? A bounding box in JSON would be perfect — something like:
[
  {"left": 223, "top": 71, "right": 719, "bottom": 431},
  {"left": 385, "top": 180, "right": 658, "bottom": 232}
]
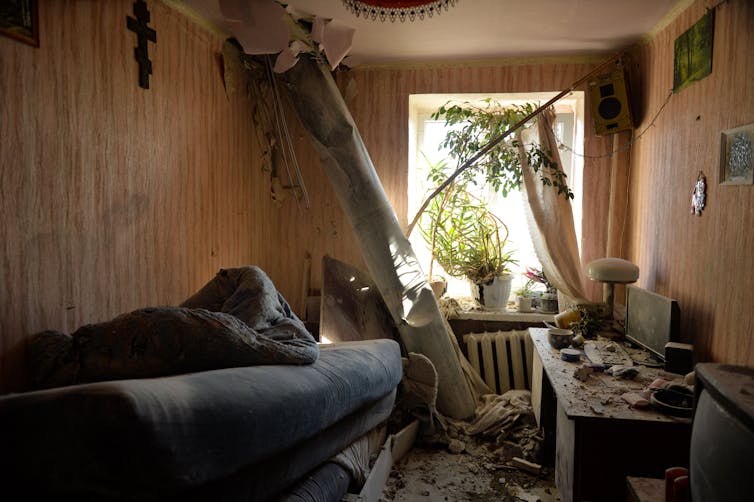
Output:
[
  {"left": 356, "top": 435, "right": 393, "bottom": 502},
  {"left": 355, "top": 420, "right": 417, "bottom": 502},
  {"left": 555, "top": 402, "right": 575, "bottom": 502},
  {"left": 391, "top": 419, "right": 419, "bottom": 463}
]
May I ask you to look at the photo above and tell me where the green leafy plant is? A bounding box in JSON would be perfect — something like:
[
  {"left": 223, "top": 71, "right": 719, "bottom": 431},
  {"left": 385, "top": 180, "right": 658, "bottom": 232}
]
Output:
[
  {"left": 430, "top": 99, "right": 574, "bottom": 199},
  {"left": 407, "top": 99, "right": 575, "bottom": 238},
  {"left": 514, "top": 278, "right": 537, "bottom": 298},
  {"left": 568, "top": 305, "right": 607, "bottom": 339},
  {"left": 419, "top": 179, "right": 517, "bottom": 285}
]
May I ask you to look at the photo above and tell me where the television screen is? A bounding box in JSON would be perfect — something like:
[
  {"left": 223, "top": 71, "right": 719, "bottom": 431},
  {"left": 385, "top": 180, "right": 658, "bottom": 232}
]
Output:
[{"left": 625, "top": 285, "right": 680, "bottom": 359}]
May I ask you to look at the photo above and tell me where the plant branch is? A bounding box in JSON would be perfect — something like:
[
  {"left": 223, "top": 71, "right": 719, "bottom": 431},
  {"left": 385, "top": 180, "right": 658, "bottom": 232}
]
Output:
[{"left": 406, "top": 53, "right": 624, "bottom": 236}]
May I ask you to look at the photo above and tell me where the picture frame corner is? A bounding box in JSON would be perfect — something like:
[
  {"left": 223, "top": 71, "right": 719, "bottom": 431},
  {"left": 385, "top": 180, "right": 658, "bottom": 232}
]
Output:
[{"left": 718, "top": 122, "right": 754, "bottom": 186}]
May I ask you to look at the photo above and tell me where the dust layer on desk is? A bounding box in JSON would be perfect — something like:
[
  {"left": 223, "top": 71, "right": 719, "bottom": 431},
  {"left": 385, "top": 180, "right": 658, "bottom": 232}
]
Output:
[{"left": 535, "top": 333, "right": 692, "bottom": 421}]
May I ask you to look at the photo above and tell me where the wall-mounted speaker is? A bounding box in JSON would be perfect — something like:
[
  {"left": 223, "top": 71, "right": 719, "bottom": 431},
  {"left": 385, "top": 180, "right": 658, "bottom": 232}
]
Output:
[{"left": 588, "top": 69, "right": 634, "bottom": 135}]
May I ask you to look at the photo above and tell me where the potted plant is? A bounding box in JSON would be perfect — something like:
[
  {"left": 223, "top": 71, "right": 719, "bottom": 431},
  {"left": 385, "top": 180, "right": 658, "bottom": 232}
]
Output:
[
  {"left": 513, "top": 278, "right": 537, "bottom": 312},
  {"left": 524, "top": 266, "right": 559, "bottom": 313},
  {"left": 419, "top": 181, "right": 518, "bottom": 311},
  {"left": 407, "top": 99, "right": 573, "bottom": 236},
  {"left": 411, "top": 99, "right": 571, "bottom": 310}
]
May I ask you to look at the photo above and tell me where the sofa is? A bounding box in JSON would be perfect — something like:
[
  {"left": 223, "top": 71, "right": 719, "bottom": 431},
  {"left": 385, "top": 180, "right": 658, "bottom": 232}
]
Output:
[{"left": 0, "top": 267, "right": 403, "bottom": 501}]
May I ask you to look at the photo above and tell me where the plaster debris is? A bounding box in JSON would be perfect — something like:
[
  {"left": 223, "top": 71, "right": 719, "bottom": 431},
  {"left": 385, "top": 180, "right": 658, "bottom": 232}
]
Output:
[
  {"left": 382, "top": 383, "right": 554, "bottom": 501},
  {"left": 621, "top": 392, "right": 650, "bottom": 408},
  {"left": 607, "top": 364, "right": 640, "bottom": 379},
  {"left": 573, "top": 364, "right": 593, "bottom": 381},
  {"left": 380, "top": 433, "right": 557, "bottom": 502},
  {"left": 448, "top": 439, "right": 466, "bottom": 454},
  {"left": 512, "top": 457, "right": 542, "bottom": 475},
  {"left": 590, "top": 402, "right": 606, "bottom": 414}
]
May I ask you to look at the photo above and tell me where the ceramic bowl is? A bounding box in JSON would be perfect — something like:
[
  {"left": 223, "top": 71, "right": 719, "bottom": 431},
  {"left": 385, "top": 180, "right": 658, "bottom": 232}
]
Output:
[
  {"left": 650, "top": 385, "right": 694, "bottom": 417},
  {"left": 547, "top": 327, "right": 574, "bottom": 349}
]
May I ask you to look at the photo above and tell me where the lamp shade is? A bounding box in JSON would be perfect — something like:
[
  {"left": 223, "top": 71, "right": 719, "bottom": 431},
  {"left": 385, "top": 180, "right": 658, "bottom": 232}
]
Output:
[{"left": 586, "top": 258, "right": 639, "bottom": 284}]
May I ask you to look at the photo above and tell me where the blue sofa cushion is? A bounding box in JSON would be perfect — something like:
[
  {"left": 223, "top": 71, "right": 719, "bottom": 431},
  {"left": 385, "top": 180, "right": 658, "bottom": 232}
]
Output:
[{"left": 0, "top": 339, "right": 402, "bottom": 499}]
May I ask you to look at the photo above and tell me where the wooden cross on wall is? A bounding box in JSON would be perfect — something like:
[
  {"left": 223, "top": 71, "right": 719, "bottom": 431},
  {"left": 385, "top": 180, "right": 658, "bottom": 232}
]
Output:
[{"left": 127, "top": 0, "right": 157, "bottom": 89}]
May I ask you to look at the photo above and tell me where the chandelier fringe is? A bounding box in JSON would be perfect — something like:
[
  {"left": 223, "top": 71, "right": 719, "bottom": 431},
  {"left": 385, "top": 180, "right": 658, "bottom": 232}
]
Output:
[{"left": 342, "top": 0, "right": 458, "bottom": 22}]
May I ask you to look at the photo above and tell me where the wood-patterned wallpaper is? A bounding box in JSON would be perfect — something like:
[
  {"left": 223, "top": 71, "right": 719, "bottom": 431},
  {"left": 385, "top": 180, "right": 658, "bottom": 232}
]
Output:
[
  {"left": 0, "top": 0, "right": 277, "bottom": 392},
  {"left": 627, "top": 0, "right": 754, "bottom": 365},
  {"left": 4, "top": 0, "right": 746, "bottom": 393},
  {"left": 275, "top": 59, "right": 619, "bottom": 312}
]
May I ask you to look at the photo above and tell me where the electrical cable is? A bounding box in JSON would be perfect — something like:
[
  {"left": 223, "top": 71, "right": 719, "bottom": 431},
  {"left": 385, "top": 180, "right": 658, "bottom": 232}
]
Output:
[{"left": 265, "top": 56, "right": 311, "bottom": 209}]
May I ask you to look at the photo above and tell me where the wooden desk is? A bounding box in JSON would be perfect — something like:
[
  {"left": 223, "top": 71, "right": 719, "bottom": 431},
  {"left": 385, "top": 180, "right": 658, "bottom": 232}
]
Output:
[{"left": 529, "top": 328, "right": 690, "bottom": 502}]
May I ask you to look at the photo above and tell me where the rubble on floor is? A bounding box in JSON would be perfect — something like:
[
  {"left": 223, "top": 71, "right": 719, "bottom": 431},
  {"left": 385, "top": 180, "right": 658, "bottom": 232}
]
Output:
[
  {"left": 382, "top": 382, "right": 556, "bottom": 501},
  {"left": 379, "top": 430, "right": 557, "bottom": 502},
  {"left": 375, "top": 348, "right": 559, "bottom": 500}
]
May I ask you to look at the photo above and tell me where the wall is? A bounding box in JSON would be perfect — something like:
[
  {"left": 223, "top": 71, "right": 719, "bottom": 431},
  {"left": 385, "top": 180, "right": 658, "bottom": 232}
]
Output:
[
  {"left": 0, "top": 0, "right": 276, "bottom": 392},
  {"left": 281, "top": 0, "right": 753, "bottom": 366},
  {"left": 627, "top": 0, "right": 754, "bottom": 364},
  {"left": 5, "top": 0, "right": 745, "bottom": 393},
  {"left": 278, "top": 58, "right": 620, "bottom": 307}
]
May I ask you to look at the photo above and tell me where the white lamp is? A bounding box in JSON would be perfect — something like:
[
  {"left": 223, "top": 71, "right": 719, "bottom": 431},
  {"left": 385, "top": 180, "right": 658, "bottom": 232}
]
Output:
[{"left": 586, "top": 258, "right": 639, "bottom": 318}]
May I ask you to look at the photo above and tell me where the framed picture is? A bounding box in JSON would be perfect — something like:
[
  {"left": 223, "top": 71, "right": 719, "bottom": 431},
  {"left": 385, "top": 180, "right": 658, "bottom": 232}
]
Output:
[
  {"left": 673, "top": 10, "right": 713, "bottom": 93},
  {"left": 719, "top": 123, "right": 754, "bottom": 185},
  {"left": 0, "top": 0, "right": 39, "bottom": 47}
]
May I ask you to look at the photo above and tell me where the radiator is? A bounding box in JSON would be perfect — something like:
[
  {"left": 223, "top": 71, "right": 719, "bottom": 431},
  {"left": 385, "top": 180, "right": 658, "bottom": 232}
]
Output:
[{"left": 463, "top": 330, "right": 534, "bottom": 394}]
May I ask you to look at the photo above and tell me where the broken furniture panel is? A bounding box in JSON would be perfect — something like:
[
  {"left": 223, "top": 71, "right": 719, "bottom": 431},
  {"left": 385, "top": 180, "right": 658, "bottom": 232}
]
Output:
[{"left": 320, "top": 256, "right": 399, "bottom": 344}]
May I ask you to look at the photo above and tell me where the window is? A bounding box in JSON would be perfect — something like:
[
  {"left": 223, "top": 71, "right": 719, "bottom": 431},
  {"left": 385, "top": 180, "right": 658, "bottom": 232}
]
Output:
[{"left": 408, "top": 92, "right": 584, "bottom": 298}]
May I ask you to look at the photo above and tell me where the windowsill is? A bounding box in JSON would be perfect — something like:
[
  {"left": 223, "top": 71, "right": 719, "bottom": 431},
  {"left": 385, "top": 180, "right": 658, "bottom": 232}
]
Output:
[{"left": 449, "top": 310, "right": 555, "bottom": 323}]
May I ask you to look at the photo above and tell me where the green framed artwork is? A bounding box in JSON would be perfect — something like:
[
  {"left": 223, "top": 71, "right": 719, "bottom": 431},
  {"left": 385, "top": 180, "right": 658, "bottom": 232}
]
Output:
[
  {"left": 0, "top": 0, "right": 39, "bottom": 47},
  {"left": 673, "top": 10, "right": 714, "bottom": 93}
]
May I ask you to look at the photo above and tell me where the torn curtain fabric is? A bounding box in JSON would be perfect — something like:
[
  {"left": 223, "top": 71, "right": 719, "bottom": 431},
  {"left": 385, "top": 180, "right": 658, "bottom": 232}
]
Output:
[{"left": 518, "top": 108, "right": 587, "bottom": 304}]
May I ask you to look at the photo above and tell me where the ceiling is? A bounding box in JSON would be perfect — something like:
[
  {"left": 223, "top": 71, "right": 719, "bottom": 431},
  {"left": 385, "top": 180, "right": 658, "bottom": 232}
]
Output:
[{"left": 182, "top": 0, "right": 682, "bottom": 66}]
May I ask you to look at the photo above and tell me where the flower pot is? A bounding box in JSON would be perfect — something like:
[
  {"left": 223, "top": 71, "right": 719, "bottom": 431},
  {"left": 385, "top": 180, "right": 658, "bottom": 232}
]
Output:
[
  {"left": 470, "top": 274, "right": 513, "bottom": 311},
  {"left": 516, "top": 295, "right": 533, "bottom": 313},
  {"left": 538, "top": 294, "right": 559, "bottom": 314}
]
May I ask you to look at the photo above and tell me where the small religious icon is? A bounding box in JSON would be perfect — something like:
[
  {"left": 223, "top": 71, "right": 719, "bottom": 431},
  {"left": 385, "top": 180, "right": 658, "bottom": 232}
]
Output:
[
  {"left": 691, "top": 171, "right": 706, "bottom": 216},
  {"left": 127, "top": 0, "right": 157, "bottom": 89}
]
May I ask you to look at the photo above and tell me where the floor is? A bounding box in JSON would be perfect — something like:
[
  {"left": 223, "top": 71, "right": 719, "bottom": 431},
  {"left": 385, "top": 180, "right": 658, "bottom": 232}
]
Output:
[{"left": 379, "top": 435, "right": 559, "bottom": 502}]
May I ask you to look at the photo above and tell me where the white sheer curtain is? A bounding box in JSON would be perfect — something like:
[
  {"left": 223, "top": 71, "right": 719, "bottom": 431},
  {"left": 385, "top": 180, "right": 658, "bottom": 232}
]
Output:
[{"left": 518, "top": 107, "right": 587, "bottom": 306}]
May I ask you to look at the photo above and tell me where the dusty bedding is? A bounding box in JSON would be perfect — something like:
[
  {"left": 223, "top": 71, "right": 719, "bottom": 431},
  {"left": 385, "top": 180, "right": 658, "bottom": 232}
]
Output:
[
  {"left": 0, "top": 339, "right": 402, "bottom": 500},
  {"left": 4, "top": 266, "right": 402, "bottom": 500},
  {"left": 28, "top": 266, "right": 319, "bottom": 388}
]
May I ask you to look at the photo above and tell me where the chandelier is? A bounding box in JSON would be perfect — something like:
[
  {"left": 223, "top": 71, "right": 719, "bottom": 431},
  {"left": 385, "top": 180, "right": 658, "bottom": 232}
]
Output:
[{"left": 342, "top": 0, "right": 458, "bottom": 22}]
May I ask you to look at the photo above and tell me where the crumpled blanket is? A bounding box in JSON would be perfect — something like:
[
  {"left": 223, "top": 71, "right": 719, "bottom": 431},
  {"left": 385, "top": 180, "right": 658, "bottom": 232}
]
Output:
[{"left": 28, "top": 266, "right": 319, "bottom": 389}]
